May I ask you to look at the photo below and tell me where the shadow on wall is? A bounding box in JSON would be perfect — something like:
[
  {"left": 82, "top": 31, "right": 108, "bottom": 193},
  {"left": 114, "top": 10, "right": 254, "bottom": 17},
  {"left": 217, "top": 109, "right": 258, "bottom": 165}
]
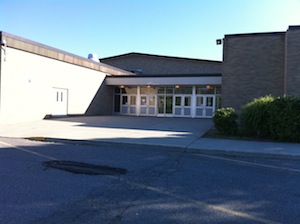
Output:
[{"left": 85, "top": 78, "right": 114, "bottom": 116}]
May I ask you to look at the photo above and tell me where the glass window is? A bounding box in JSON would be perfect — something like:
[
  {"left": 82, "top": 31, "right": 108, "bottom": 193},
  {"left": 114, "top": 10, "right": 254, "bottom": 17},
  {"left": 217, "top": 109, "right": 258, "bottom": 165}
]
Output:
[
  {"left": 122, "top": 96, "right": 128, "bottom": 105},
  {"left": 121, "top": 88, "right": 126, "bottom": 94},
  {"left": 149, "top": 96, "right": 156, "bottom": 106},
  {"left": 158, "top": 96, "right": 165, "bottom": 113},
  {"left": 124, "top": 87, "right": 137, "bottom": 94},
  {"left": 166, "top": 96, "right": 173, "bottom": 113},
  {"left": 184, "top": 97, "right": 191, "bottom": 106},
  {"left": 175, "top": 87, "right": 192, "bottom": 94},
  {"left": 130, "top": 96, "right": 136, "bottom": 105},
  {"left": 114, "top": 87, "right": 121, "bottom": 94},
  {"left": 141, "top": 96, "right": 147, "bottom": 105},
  {"left": 175, "top": 96, "right": 181, "bottom": 106},
  {"left": 157, "top": 87, "right": 165, "bottom": 94},
  {"left": 206, "top": 97, "right": 213, "bottom": 107},
  {"left": 114, "top": 95, "right": 120, "bottom": 112},
  {"left": 166, "top": 87, "right": 173, "bottom": 94},
  {"left": 196, "top": 86, "right": 214, "bottom": 94},
  {"left": 141, "top": 86, "right": 157, "bottom": 94},
  {"left": 196, "top": 97, "right": 204, "bottom": 106}
]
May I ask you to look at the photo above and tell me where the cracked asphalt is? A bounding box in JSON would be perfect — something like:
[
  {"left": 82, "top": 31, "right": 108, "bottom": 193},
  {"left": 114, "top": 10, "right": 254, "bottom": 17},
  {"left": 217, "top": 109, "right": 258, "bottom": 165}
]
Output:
[{"left": 1, "top": 137, "right": 300, "bottom": 224}]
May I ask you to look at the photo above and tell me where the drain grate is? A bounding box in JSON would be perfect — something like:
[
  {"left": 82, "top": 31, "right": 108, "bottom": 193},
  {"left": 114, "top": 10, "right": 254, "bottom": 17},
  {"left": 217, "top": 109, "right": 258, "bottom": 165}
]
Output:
[{"left": 42, "top": 160, "right": 127, "bottom": 175}]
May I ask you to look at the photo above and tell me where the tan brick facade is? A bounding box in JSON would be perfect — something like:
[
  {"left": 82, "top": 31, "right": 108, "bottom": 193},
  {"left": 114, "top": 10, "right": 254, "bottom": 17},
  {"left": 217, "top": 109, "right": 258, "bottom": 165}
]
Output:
[
  {"left": 285, "top": 26, "right": 300, "bottom": 96},
  {"left": 101, "top": 53, "right": 222, "bottom": 75},
  {"left": 222, "top": 26, "right": 300, "bottom": 112}
]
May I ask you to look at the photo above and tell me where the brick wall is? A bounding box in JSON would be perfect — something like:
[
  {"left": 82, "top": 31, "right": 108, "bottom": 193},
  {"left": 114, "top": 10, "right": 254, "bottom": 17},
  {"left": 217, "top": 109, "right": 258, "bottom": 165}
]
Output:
[
  {"left": 285, "top": 26, "right": 300, "bottom": 96},
  {"left": 102, "top": 53, "right": 222, "bottom": 75},
  {"left": 222, "top": 33, "right": 285, "bottom": 111}
]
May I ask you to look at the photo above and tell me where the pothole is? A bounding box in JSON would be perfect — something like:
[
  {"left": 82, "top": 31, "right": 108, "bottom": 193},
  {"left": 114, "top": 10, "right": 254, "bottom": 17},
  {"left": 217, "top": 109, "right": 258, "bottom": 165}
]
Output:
[{"left": 42, "top": 160, "right": 127, "bottom": 175}]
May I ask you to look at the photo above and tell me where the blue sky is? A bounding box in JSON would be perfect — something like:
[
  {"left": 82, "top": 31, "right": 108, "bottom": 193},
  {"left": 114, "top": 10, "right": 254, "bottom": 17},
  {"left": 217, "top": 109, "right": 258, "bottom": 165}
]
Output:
[{"left": 1, "top": 0, "right": 300, "bottom": 61}]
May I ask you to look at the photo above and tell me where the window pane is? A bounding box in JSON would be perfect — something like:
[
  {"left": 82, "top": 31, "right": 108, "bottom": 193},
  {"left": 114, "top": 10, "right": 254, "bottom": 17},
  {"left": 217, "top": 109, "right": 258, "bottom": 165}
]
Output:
[
  {"left": 196, "top": 86, "right": 214, "bottom": 94},
  {"left": 149, "top": 96, "right": 155, "bottom": 105},
  {"left": 141, "top": 96, "right": 147, "bottom": 105},
  {"left": 196, "top": 97, "right": 204, "bottom": 106},
  {"left": 114, "top": 87, "right": 121, "bottom": 93},
  {"left": 184, "top": 97, "right": 191, "bottom": 106},
  {"left": 157, "top": 87, "right": 165, "bottom": 94},
  {"left": 141, "top": 86, "right": 157, "bottom": 94},
  {"left": 166, "top": 87, "right": 173, "bottom": 94},
  {"left": 130, "top": 96, "right": 136, "bottom": 105},
  {"left": 175, "top": 97, "right": 181, "bottom": 106},
  {"left": 114, "top": 95, "right": 120, "bottom": 112},
  {"left": 158, "top": 96, "right": 164, "bottom": 113},
  {"left": 175, "top": 87, "right": 192, "bottom": 94},
  {"left": 122, "top": 96, "right": 128, "bottom": 105},
  {"left": 166, "top": 96, "right": 173, "bottom": 113},
  {"left": 124, "top": 87, "right": 137, "bottom": 94},
  {"left": 206, "top": 97, "right": 213, "bottom": 107}
]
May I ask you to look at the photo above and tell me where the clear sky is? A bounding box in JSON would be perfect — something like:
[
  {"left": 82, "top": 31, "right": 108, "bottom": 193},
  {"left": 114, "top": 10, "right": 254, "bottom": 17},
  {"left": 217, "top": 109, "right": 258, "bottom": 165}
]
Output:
[{"left": 1, "top": 0, "right": 300, "bottom": 61}]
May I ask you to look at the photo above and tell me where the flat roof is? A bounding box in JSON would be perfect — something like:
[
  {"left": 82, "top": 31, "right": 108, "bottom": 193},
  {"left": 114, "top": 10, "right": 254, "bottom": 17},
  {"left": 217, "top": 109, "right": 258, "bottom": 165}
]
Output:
[
  {"left": 0, "top": 31, "right": 133, "bottom": 76},
  {"left": 225, "top": 31, "right": 285, "bottom": 38},
  {"left": 107, "top": 73, "right": 221, "bottom": 78}
]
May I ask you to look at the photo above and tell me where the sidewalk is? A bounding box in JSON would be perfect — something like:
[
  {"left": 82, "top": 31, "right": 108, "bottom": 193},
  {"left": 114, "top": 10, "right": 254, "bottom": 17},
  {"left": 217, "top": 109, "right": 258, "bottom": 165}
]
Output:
[{"left": 1, "top": 116, "right": 299, "bottom": 159}]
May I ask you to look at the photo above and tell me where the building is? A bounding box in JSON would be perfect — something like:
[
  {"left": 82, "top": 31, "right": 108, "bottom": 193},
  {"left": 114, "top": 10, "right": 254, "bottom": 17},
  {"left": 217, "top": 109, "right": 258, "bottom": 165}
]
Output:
[
  {"left": 222, "top": 25, "right": 300, "bottom": 111},
  {"left": 102, "top": 53, "right": 222, "bottom": 118},
  {"left": 1, "top": 25, "right": 300, "bottom": 124},
  {"left": 0, "top": 31, "right": 131, "bottom": 124}
]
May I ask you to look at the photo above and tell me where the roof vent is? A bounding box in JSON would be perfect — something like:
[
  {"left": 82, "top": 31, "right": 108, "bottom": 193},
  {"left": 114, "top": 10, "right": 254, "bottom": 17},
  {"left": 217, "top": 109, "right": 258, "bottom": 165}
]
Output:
[{"left": 88, "top": 53, "right": 99, "bottom": 62}]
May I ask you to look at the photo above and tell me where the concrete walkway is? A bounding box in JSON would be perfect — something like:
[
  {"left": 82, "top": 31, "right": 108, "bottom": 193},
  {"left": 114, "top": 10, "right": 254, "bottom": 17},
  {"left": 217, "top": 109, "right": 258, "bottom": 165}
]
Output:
[{"left": 1, "top": 116, "right": 300, "bottom": 159}]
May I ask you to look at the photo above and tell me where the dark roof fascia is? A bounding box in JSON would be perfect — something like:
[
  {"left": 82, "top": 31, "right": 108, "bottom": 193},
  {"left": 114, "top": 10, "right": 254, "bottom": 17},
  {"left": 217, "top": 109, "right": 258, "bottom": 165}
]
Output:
[
  {"left": 101, "top": 52, "right": 222, "bottom": 64},
  {"left": 108, "top": 73, "right": 222, "bottom": 78},
  {"left": 225, "top": 31, "right": 285, "bottom": 38},
  {"left": 288, "top": 25, "right": 300, "bottom": 30},
  {"left": 0, "top": 31, "right": 133, "bottom": 76}
]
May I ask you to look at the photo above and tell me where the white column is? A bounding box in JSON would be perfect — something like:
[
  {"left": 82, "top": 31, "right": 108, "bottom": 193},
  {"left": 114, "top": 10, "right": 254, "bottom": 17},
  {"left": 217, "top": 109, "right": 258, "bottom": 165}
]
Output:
[
  {"left": 191, "top": 86, "right": 196, "bottom": 118},
  {"left": 136, "top": 86, "right": 141, "bottom": 116}
]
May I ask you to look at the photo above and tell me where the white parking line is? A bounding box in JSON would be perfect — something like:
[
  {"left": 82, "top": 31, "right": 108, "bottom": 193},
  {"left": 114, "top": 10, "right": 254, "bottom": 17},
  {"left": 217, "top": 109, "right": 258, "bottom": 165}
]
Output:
[
  {"left": 0, "top": 140, "right": 57, "bottom": 160},
  {"left": 128, "top": 182, "right": 281, "bottom": 224},
  {"left": 196, "top": 154, "right": 300, "bottom": 173}
]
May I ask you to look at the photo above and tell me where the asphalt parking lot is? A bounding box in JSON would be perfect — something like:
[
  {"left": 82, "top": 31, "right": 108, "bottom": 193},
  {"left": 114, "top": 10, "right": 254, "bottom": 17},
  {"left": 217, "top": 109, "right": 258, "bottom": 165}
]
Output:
[{"left": 1, "top": 137, "right": 300, "bottom": 224}]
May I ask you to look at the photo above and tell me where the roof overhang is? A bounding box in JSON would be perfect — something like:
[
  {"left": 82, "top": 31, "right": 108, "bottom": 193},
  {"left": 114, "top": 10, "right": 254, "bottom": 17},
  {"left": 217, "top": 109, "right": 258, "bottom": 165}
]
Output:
[{"left": 106, "top": 75, "right": 222, "bottom": 86}]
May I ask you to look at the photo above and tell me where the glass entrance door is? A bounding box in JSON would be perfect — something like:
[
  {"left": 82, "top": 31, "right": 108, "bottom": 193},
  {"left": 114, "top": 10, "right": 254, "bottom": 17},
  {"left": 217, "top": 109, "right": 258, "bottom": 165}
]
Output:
[
  {"left": 174, "top": 95, "right": 192, "bottom": 117},
  {"left": 158, "top": 95, "right": 173, "bottom": 116},
  {"left": 140, "top": 95, "right": 156, "bottom": 116},
  {"left": 195, "top": 95, "right": 215, "bottom": 118}
]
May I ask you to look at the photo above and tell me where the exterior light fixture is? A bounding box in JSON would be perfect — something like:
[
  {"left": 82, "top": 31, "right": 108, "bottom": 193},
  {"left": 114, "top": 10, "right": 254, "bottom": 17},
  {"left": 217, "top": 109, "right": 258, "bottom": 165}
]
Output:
[
  {"left": 206, "top": 85, "right": 212, "bottom": 89},
  {"left": 120, "top": 85, "right": 125, "bottom": 89},
  {"left": 147, "top": 85, "right": 151, "bottom": 88},
  {"left": 175, "top": 85, "right": 180, "bottom": 89}
]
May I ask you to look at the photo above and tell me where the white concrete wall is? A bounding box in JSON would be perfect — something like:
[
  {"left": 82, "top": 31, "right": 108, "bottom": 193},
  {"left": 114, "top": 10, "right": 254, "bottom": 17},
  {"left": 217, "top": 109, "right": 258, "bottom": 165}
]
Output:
[{"left": 0, "top": 47, "right": 106, "bottom": 124}]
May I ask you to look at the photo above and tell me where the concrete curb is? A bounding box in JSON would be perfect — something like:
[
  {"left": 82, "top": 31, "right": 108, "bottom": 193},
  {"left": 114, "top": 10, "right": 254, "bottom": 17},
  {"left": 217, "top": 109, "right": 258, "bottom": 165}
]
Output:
[{"left": 26, "top": 136, "right": 300, "bottom": 161}]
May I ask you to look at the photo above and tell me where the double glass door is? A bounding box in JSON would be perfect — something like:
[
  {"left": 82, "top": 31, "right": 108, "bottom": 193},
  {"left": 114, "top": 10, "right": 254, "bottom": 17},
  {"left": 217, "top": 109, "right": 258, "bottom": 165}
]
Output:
[
  {"left": 174, "top": 95, "right": 192, "bottom": 116},
  {"left": 157, "top": 95, "right": 173, "bottom": 116},
  {"left": 140, "top": 95, "right": 156, "bottom": 116}
]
